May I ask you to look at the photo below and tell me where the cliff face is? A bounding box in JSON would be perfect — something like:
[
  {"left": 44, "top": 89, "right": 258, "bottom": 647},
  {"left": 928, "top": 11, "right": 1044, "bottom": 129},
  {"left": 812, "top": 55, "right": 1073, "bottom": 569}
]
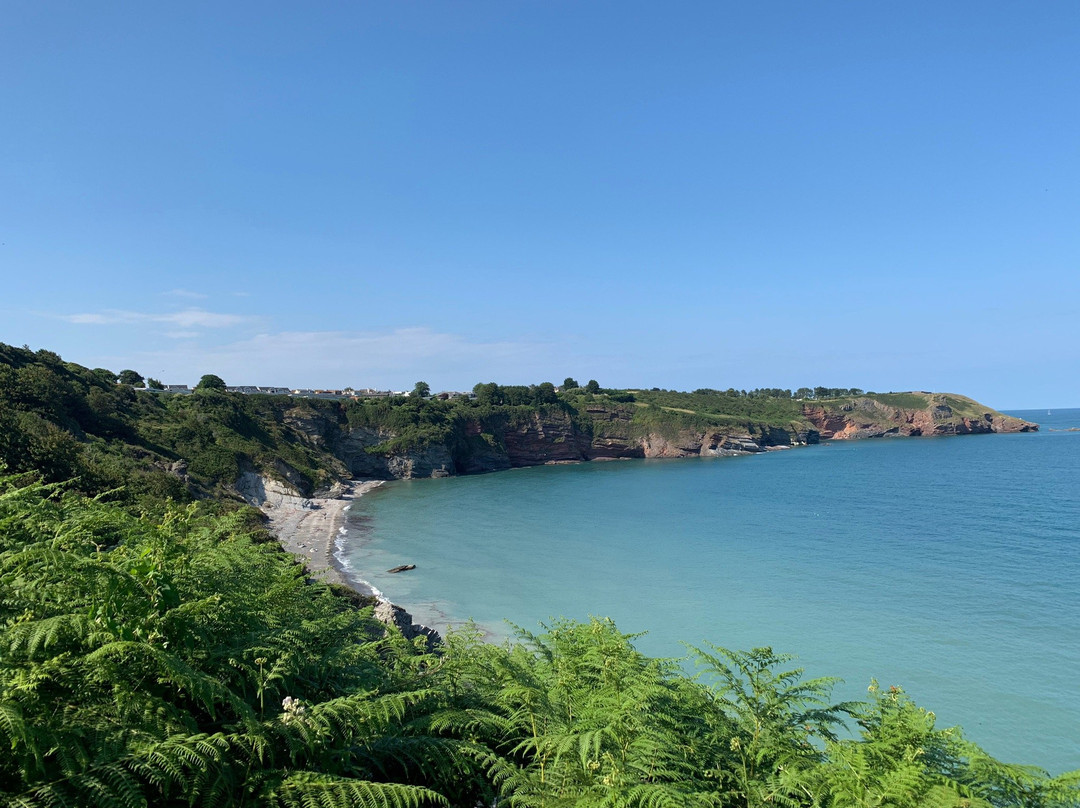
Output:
[
  {"left": 462, "top": 409, "right": 819, "bottom": 471},
  {"left": 359, "top": 419, "right": 812, "bottom": 478},
  {"left": 638, "top": 428, "right": 813, "bottom": 459},
  {"left": 273, "top": 405, "right": 803, "bottom": 481},
  {"left": 281, "top": 407, "right": 458, "bottom": 481},
  {"left": 580, "top": 405, "right": 643, "bottom": 460},
  {"left": 500, "top": 411, "right": 591, "bottom": 466},
  {"left": 801, "top": 395, "right": 1037, "bottom": 439},
  {"left": 254, "top": 393, "right": 1036, "bottom": 487}
]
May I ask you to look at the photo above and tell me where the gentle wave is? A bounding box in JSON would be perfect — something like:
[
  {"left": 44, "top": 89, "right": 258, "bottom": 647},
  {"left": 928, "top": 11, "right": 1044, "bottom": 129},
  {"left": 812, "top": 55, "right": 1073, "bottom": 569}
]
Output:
[{"left": 333, "top": 533, "right": 385, "bottom": 600}]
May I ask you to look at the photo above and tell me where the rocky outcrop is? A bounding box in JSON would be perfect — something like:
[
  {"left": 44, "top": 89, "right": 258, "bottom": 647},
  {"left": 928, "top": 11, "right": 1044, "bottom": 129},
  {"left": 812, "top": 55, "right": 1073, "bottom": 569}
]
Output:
[
  {"left": 236, "top": 471, "right": 310, "bottom": 508},
  {"left": 386, "top": 446, "right": 455, "bottom": 479},
  {"left": 640, "top": 432, "right": 705, "bottom": 458},
  {"left": 334, "top": 425, "right": 393, "bottom": 477},
  {"left": 586, "top": 438, "right": 646, "bottom": 459},
  {"left": 283, "top": 407, "right": 341, "bottom": 450},
  {"left": 305, "top": 410, "right": 817, "bottom": 475},
  {"left": 802, "top": 395, "right": 1037, "bottom": 439},
  {"left": 984, "top": 412, "right": 1039, "bottom": 434},
  {"left": 579, "top": 406, "right": 642, "bottom": 460},
  {"left": 641, "top": 431, "right": 754, "bottom": 458},
  {"left": 373, "top": 599, "right": 441, "bottom": 650},
  {"left": 281, "top": 410, "right": 458, "bottom": 480},
  {"left": 638, "top": 425, "right": 818, "bottom": 459}
]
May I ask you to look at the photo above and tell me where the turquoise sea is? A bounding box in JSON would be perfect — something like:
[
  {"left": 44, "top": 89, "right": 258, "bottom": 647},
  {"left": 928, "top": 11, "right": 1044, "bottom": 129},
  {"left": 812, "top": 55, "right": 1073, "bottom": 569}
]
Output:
[{"left": 338, "top": 408, "right": 1080, "bottom": 773}]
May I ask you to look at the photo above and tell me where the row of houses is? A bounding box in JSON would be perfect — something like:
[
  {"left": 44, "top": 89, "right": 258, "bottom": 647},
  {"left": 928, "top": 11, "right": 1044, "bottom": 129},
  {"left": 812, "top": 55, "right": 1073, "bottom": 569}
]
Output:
[{"left": 154, "top": 385, "right": 472, "bottom": 401}]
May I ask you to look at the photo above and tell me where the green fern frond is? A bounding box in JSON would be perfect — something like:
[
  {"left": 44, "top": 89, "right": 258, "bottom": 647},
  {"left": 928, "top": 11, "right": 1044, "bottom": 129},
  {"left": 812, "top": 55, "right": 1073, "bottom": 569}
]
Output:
[
  {"left": 624, "top": 782, "right": 722, "bottom": 808},
  {"left": 81, "top": 640, "right": 253, "bottom": 722},
  {"left": 268, "top": 772, "right": 448, "bottom": 808},
  {"left": 2, "top": 613, "right": 97, "bottom": 657},
  {"left": 419, "top": 707, "right": 514, "bottom": 740}
]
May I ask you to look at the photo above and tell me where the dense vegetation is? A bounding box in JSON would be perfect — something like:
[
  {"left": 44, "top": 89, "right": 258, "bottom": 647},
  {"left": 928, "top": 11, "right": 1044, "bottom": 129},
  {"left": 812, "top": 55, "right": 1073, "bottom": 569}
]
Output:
[
  {"left": 0, "top": 343, "right": 348, "bottom": 504},
  {"left": 0, "top": 344, "right": 824, "bottom": 494},
  {"left": 628, "top": 389, "right": 808, "bottom": 433},
  {"left": 2, "top": 475, "right": 1077, "bottom": 807},
  {"left": 0, "top": 343, "right": 1075, "bottom": 805}
]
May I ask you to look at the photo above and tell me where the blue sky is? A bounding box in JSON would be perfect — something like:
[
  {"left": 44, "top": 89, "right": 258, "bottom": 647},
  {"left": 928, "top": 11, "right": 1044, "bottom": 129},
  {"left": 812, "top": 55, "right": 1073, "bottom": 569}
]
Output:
[{"left": 2, "top": 1, "right": 1077, "bottom": 407}]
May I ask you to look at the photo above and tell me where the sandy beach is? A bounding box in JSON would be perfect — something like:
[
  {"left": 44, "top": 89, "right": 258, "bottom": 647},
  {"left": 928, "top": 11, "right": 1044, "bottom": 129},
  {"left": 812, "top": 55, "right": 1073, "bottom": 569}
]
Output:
[
  {"left": 261, "top": 478, "right": 442, "bottom": 644},
  {"left": 261, "top": 479, "right": 385, "bottom": 592}
]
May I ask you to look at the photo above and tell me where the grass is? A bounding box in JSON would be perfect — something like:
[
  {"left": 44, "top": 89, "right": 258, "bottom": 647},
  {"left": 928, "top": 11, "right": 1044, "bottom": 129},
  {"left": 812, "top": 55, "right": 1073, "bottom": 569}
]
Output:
[{"left": 862, "top": 392, "right": 931, "bottom": 410}]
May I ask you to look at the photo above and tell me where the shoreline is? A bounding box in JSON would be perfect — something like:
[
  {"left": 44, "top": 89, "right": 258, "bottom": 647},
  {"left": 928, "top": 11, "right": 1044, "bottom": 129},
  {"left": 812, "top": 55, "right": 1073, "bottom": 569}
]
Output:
[
  {"left": 261, "top": 478, "right": 442, "bottom": 645},
  {"left": 261, "top": 479, "right": 386, "bottom": 593}
]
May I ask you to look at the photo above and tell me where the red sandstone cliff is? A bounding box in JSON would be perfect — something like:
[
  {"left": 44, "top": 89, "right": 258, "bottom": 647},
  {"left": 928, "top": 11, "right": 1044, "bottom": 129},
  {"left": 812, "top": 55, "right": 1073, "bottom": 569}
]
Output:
[
  {"left": 272, "top": 393, "right": 1036, "bottom": 481},
  {"left": 801, "top": 394, "right": 1036, "bottom": 440}
]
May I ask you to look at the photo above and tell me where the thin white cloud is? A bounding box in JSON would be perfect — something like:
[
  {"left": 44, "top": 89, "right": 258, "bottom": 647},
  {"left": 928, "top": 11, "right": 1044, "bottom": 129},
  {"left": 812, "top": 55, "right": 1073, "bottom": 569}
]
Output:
[
  {"left": 162, "top": 288, "right": 208, "bottom": 299},
  {"left": 60, "top": 308, "right": 256, "bottom": 329},
  {"left": 65, "top": 312, "right": 115, "bottom": 324},
  {"left": 164, "top": 330, "right": 200, "bottom": 340},
  {"left": 163, "top": 310, "right": 254, "bottom": 328}
]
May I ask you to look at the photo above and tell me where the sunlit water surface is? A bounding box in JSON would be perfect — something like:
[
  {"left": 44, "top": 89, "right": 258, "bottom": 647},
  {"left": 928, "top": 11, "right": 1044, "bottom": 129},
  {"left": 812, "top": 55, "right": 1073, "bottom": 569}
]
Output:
[{"left": 338, "top": 408, "right": 1080, "bottom": 772}]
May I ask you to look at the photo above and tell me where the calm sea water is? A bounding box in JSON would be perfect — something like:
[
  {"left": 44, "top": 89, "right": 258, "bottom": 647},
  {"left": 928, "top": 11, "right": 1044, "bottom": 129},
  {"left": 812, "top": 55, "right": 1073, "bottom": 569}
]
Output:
[{"left": 338, "top": 408, "right": 1080, "bottom": 773}]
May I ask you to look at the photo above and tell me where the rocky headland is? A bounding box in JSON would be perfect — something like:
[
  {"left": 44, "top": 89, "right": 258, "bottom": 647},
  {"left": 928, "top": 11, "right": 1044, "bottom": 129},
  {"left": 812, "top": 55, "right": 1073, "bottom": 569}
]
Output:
[
  {"left": 801, "top": 393, "right": 1035, "bottom": 439},
  {"left": 251, "top": 391, "right": 1035, "bottom": 485}
]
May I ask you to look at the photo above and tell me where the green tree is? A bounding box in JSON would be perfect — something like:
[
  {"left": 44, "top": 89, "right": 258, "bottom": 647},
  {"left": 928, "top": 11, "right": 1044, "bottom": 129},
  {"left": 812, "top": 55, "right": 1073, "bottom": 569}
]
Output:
[
  {"left": 147, "top": 377, "right": 165, "bottom": 390},
  {"left": 472, "top": 382, "right": 502, "bottom": 406},
  {"left": 585, "top": 379, "right": 600, "bottom": 394},
  {"left": 195, "top": 373, "right": 227, "bottom": 390},
  {"left": 412, "top": 381, "right": 431, "bottom": 398},
  {"left": 86, "top": 386, "right": 117, "bottom": 417},
  {"left": 0, "top": 411, "right": 80, "bottom": 481},
  {"left": 562, "top": 377, "right": 579, "bottom": 390},
  {"left": 92, "top": 367, "right": 118, "bottom": 384},
  {"left": 534, "top": 382, "right": 557, "bottom": 404},
  {"left": 118, "top": 369, "right": 144, "bottom": 386}
]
